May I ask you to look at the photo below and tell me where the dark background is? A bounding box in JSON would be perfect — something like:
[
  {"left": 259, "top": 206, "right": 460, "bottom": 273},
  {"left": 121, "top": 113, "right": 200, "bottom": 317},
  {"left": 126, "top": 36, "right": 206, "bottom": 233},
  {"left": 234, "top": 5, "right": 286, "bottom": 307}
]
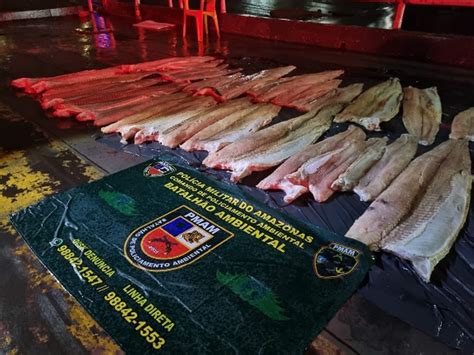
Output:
[{"left": 2, "top": 0, "right": 474, "bottom": 35}]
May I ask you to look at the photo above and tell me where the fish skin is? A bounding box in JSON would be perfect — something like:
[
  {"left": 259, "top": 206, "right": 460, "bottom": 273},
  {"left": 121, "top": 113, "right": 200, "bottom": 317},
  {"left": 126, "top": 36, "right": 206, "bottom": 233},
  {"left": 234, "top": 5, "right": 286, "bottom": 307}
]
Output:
[
  {"left": 402, "top": 86, "right": 442, "bottom": 146},
  {"left": 346, "top": 139, "right": 471, "bottom": 281},
  {"left": 285, "top": 138, "right": 367, "bottom": 203},
  {"left": 257, "top": 125, "right": 366, "bottom": 191},
  {"left": 203, "top": 104, "right": 342, "bottom": 182},
  {"left": 117, "top": 56, "right": 216, "bottom": 74},
  {"left": 331, "top": 137, "right": 388, "bottom": 192},
  {"left": 158, "top": 98, "right": 254, "bottom": 148},
  {"left": 449, "top": 107, "right": 474, "bottom": 141},
  {"left": 183, "top": 104, "right": 281, "bottom": 153},
  {"left": 334, "top": 78, "right": 403, "bottom": 131},
  {"left": 183, "top": 73, "right": 243, "bottom": 94},
  {"left": 254, "top": 70, "right": 344, "bottom": 103},
  {"left": 353, "top": 134, "right": 418, "bottom": 202}
]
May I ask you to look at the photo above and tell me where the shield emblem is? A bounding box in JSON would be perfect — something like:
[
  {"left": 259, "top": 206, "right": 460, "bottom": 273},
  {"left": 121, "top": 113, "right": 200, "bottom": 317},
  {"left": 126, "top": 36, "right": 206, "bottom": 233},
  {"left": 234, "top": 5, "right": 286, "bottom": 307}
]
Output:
[
  {"left": 313, "top": 243, "right": 360, "bottom": 279},
  {"left": 125, "top": 206, "right": 234, "bottom": 272},
  {"left": 143, "top": 161, "right": 175, "bottom": 177}
]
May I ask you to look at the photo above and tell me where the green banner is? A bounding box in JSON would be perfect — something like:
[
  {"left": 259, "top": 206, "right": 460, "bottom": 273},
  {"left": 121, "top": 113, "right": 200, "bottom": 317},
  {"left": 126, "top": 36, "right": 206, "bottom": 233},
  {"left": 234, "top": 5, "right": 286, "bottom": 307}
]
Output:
[{"left": 10, "top": 157, "right": 372, "bottom": 354}]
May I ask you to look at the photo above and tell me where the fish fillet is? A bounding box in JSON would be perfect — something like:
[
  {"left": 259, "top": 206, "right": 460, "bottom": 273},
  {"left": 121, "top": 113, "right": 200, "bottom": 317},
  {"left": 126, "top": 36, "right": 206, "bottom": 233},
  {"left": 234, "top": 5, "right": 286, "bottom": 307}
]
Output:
[
  {"left": 305, "top": 84, "right": 364, "bottom": 113},
  {"left": 257, "top": 125, "right": 365, "bottom": 191},
  {"left": 217, "top": 66, "right": 297, "bottom": 100},
  {"left": 449, "top": 107, "right": 474, "bottom": 141},
  {"left": 119, "top": 97, "right": 216, "bottom": 144},
  {"left": 402, "top": 86, "right": 442, "bottom": 146},
  {"left": 285, "top": 138, "right": 368, "bottom": 203},
  {"left": 100, "top": 93, "right": 191, "bottom": 132},
  {"left": 353, "top": 134, "right": 418, "bottom": 201},
  {"left": 254, "top": 70, "right": 344, "bottom": 103},
  {"left": 334, "top": 78, "right": 403, "bottom": 131},
  {"left": 181, "top": 104, "right": 281, "bottom": 153},
  {"left": 158, "top": 98, "right": 254, "bottom": 148},
  {"left": 346, "top": 139, "right": 471, "bottom": 282},
  {"left": 331, "top": 137, "right": 388, "bottom": 192},
  {"left": 271, "top": 79, "right": 342, "bottom": 111},
  {"left": 203, "top": 104, "right": 342, "bottom": 182}
]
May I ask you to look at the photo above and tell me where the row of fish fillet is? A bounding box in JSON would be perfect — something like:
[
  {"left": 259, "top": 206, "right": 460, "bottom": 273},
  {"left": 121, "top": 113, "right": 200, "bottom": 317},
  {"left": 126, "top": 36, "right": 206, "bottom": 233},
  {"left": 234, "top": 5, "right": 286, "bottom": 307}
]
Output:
[{"left": 11, "top": 56, "right": 474, "bottom": 282}]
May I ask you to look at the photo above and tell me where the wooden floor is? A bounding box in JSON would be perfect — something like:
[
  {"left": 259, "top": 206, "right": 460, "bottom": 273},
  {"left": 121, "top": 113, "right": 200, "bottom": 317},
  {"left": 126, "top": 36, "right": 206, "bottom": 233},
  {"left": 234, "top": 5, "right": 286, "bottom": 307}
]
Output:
[{"left": 0, "top": 14, "right": 464, "bottom": 354}]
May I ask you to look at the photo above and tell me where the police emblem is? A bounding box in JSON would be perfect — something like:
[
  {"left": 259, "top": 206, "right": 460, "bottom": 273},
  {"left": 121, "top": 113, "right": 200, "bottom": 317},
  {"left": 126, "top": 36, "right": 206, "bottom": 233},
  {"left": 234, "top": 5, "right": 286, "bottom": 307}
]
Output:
[
  {"left": 124, "top": 206, "right": 233, "bottom": 272},
  {"left": 313, "top": 243, "right": 360, "bottom": 279},
  {"left": 143, "top": 161, "right": 175, "bottom": 178}
]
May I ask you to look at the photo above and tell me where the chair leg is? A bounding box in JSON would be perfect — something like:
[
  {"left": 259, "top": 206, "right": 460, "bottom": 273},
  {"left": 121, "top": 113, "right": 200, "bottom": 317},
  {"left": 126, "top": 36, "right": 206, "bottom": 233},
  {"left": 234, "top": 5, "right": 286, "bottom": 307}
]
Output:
[
  {"left": 183, "top": 15, "right": 187, "bottom": 38},
  {"left": 179, "top": 0, "right": 183, "bottom": 9},
  {"left": 168, "top": 0, "right": 173, "bottom": 8},
  {"left": 204, "top": 16, "right": 209, "bottom": 36},
  {"left": 213, "top": 15, "right": 220, "bottom": 37},
  {"left": 196, "top": 14, "right": 203, "bottom": 42}
]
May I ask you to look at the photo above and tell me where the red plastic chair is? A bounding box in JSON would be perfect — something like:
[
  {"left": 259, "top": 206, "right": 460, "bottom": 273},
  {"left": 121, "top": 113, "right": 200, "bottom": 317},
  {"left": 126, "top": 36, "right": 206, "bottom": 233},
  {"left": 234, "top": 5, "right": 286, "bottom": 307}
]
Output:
[{"left": 183, "top": 0, "right": 220, "bottom": 42}]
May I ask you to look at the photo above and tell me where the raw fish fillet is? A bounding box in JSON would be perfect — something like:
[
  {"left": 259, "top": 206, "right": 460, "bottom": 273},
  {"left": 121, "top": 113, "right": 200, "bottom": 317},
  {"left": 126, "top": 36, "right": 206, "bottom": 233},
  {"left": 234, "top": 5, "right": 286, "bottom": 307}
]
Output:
[
  {"left": 449, "top": 107, "right": 474, "bottom": 141},
  {"left": 117, "top": 56, "right": 216, "bottom": 74},
  {"left": 162, "top": 66, "right": 241, "bottom": 83},
  {"left": 254, "top": 70, "right": 344, "bottom": 103},
  {"left": 271, "top": 79, "right": 342, "bottom": 111},
  {"left": 402, "top": 86, "right": 442, "bottom": 146},
  {"left": 181, "top": 103, "right": 281, "bottom": 153},
  {"left": 346, "top": 139, "right": 471, "bottom": 282},
  {"left": 118, "top": 97, "right": 216, "bottom": 144},
  {"left": 183, "top": 73, "right": 242, "bottom": 94},
  {"left": 217, "top": 66, "right": 297, "bottom": 100},
  {"left": 334, "top": 78, "right": 403, "bottom": 131},
  {"left": 353, "top": 134, "right": 418, "bottom": 202},
  {"left": 159, "top": 98, "right": 254, "bottom": 148},
  {"left": 331, "top": 137, "right": 388, "bottom": 192},
  {"left": 257, "top": 125, "right": 366, "bottom": 192},
  {"left": 91, "top": 94, "right": 188, "bottom": 126},
  {"left": 305, "top": 84, "right": 364, "bottom": 113},
  {"left": 285, "top": 138, "right": 368, "bottom": 202},
  {"left": 203, "top": 104, "right": 342, "bottom": 182},
  {"left": 100, "top": 93, "right": 192, "bottom": 132}
]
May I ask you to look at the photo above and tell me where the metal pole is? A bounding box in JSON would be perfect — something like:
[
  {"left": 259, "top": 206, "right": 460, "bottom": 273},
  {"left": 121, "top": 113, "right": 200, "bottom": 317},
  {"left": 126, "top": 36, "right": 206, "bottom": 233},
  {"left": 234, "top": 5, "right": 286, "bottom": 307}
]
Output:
[
  {"left": 88, "top": 0, "right": 94, "bottom": 12},
  {"left": 221, "top": 0, "right": 226, "bottom": 13}
]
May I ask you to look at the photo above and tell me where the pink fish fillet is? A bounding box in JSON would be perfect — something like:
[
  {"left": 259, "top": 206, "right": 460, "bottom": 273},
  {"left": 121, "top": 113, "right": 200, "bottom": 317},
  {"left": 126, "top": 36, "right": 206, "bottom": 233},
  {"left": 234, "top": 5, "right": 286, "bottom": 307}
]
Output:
[
  {"left": 217, "top": 66, "right": 297, "bottom": 100},
  {"left": 285, "top": 138, "right": 367, "bottom": 202},
  {"left": 271, "top": 79, "right": 342, "bottom": 111},
  {"left": 256, "top": 125, "right": 366, "bottom": 192},
  {"left": 254, "top": 70, "right": 344, "bottom": 103}
]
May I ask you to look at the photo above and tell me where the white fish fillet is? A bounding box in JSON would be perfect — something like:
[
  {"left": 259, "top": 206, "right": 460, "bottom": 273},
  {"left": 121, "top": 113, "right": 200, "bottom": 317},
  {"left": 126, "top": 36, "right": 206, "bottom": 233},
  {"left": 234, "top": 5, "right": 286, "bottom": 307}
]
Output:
[
  {"left": 182, "top": 104, "right": 281, "bottom": 153},
  {"left": 304, "top": 83, "right": 364, "bottom": 113},
  {"left": 331, "top": 137, "right": 388, "bottom": 192},
  {"left": 117, "top": 97, "right": 216, "bottom": 143},
  {"left": 402, "top": 86, "right": 442, "bottom": 146},
  {"left": 353, "top": 134, "right": 418, "bottom": 201},
  {"left": 257, "top": 125, "right": 365, "bottom": 192},
  {"left": 449, "top": 107, "right": 474, "bottom": 141},
  {"left": 158, "top": 98, "right": 254, "bottom": 148},
  {"left": 203, "top": 104, "right": 342, "bottom": 182},
  {"left": 346, "top": 139, "right": 471, "bottom": 282},
  {"left": 334, "top": 78, "right": 403, "bottom": 131}
]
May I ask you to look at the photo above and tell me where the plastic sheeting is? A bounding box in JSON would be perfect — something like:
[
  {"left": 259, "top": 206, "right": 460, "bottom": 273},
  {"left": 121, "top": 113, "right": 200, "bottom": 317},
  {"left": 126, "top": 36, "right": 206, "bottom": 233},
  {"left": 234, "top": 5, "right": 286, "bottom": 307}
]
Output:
[{"left": 10, "top": 156, "right": 372, "bottom": 354}]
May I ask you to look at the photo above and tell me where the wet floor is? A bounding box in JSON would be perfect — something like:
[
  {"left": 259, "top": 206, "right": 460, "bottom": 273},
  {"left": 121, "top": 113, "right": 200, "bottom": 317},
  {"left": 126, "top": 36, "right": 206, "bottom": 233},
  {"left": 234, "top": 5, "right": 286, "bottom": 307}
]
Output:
[{"left": 0, "top": 14, "right": 472, "bottom": 354}]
